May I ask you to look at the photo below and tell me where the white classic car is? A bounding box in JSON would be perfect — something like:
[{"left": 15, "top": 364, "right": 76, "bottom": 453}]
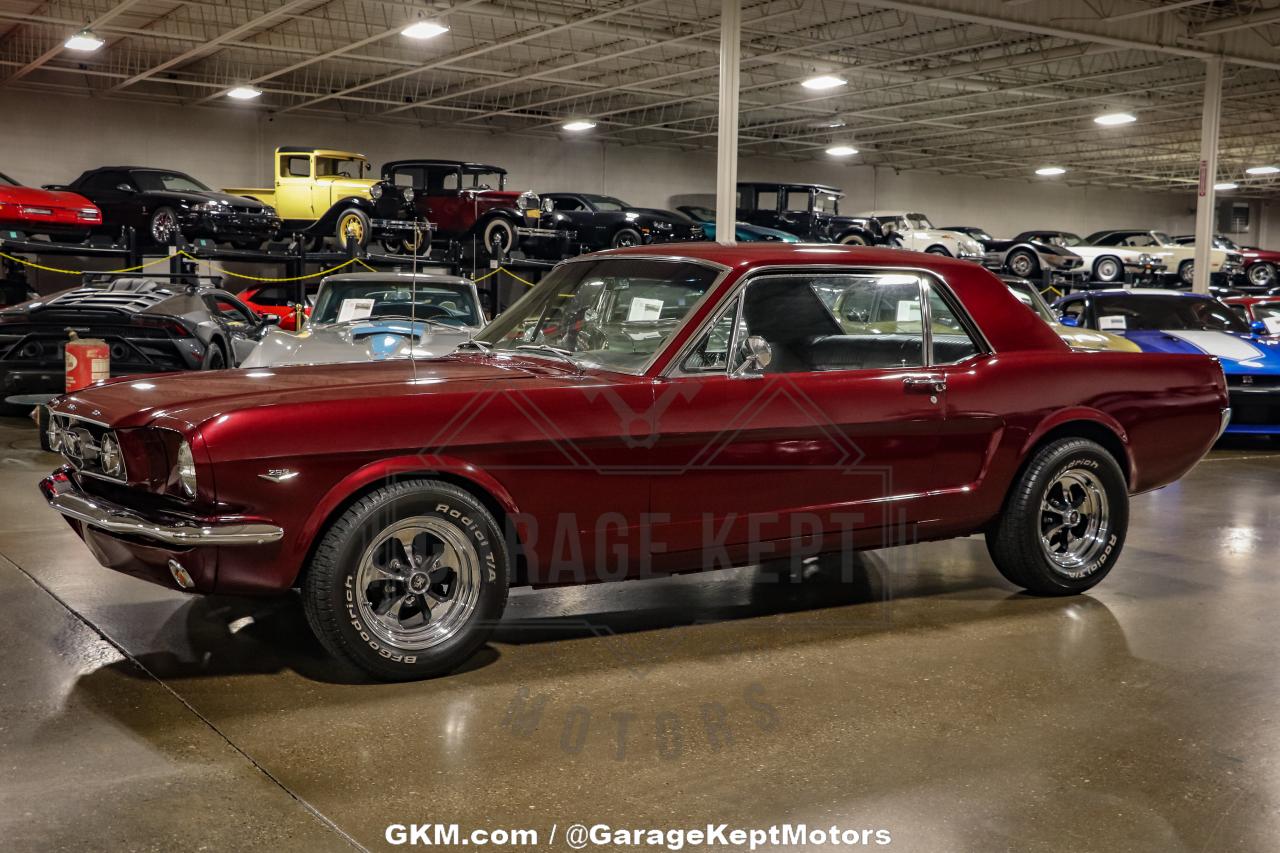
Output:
[
  {"left": 856, "top": 210, "right": 985, "bottom": 261},
  {"left": 240, "top": 272, "right": 484, "bottom": 368},
  {"left": 1086, "top": 229, "right": 1243, "bottom": 288},
  {"left": 1012, "top": 230, "right": 1166, "bottom": 285}
]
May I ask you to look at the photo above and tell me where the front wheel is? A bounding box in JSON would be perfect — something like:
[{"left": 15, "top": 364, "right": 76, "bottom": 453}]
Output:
[
  {"left": 1093, "top": 256, "right": 1123, "bottom": 284},
  {"left": 335, "top": 209, "right": 371, "bottom": 251},
  {"left": 1007, "top": 249, "right": 1039, "bottom": 278},
  {"left": 1248, "top": 262, "right": 1276, "bottom": 289},
  {"left": 611, "top": 227, "right": 642, "bottom": 248},
  {"left": 1178, "top": 260, "right": 1195, "bottom": 287},
  {"left": 302, "top": 479, "right": 510, "bottom": 681},
  {"left": 925, "top": 245, "right": 951, "bottom": 256},
  {"left": 837, "top": 232, "right": 868, "bottom": 246},
  {"left": 480, "top": 218, "right": 517, "bottom": 259},
  {"left": 986, "top": 438, "right": 1128, "bottom": 596},
  {"left": 149, "top": 207, "right": 180, "bottom": 245}
]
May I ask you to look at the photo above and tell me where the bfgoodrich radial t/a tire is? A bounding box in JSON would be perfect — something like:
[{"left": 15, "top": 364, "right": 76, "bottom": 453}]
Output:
[
  {"left": 303, "top": 479, "right": 509, "bottom": 680},
  {"left": 985, "top": 438, "right": 1128, "bottom": 596}
]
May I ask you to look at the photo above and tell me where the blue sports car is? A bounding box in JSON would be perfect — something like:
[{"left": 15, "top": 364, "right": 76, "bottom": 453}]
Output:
[
  {"left": 1054, "top": 289, "right": 1280, "bottom": 435},
  {"left": 676, "top": 206, "right": 801, "bottom": 243}
]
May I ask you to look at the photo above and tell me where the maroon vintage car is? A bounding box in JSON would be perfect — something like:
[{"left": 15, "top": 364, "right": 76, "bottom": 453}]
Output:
[
  {"left": 0, "top": 171, "right": 101, "bottom": 240},
  {"left": 1174, "top": 233, "right": 1280, "bottom": 291},
  {"left": 380, "top": 160, "right": 575, "bottom": 259},
  {"left": 40, "top": 244, "right": 1228, "bottom": 680}
]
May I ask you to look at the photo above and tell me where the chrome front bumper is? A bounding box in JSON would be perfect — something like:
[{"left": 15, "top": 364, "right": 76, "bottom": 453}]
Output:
[{"left": 41, "top": 469, "right": 284, "bottom": 547}]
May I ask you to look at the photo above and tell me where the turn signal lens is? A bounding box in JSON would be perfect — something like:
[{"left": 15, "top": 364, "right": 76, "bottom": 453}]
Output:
[{"left": 176, "top": 440, "right": 197, "bottom": 497}]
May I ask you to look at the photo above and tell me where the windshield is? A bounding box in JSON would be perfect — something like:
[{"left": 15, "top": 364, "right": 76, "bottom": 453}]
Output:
[
  {"left": 132, "top": 171, "right": 210, "bottom": 193},
  {"left": 1151, "top": 231, "right": 1174, "bottom": 246},
  {"left": 1047, "top": 232, "right": 1084, "bottom": 248},
  {"left": 475, "top": 257, "right": 719, "bottom": 373},
  {"left": 315, "top": 157, "right": 366, "bottom": 178},
  {"left": 584, "top": 195, "right": 629, "bottom": 211},
  {"left": 1004, "top": 280, "right": 1056, "bottom": 323},
  {"left": 466, "top": 171, "right": 504, "bottom": 190},
  {"left": 312, "top": 279, "right": 481, "bottom": 327},
  {"left": 683, "top": 206, "right": 714, "bottom": 222},
  {"left": 1093, "top": 295, "right": 1250, "bottom": 333},
  {"left": 1252, "top": 302, "right": 1280, "bottom": 322},
  {"left": 1216, "top": 236, "right": 1241, "bottom": 251},
  {"left": 966, "top": 228, "right": 993, "bottom": 242},
  {"left": 0, "top": 172, "right": 16, "bottom": 186}
]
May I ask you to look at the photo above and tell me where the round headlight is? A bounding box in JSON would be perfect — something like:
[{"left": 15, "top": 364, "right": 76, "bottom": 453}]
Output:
[
  {"left": 176, "top": 440, "right": 197, "bottom": 498},
  {"left": 402, "top": 187, "right": 415, "bottom": 202},
  {"left": 99, "top": 432, "right": 123, "bottom": 478},
  {"left": 45, "top": 417, "right": 63, "bottom": 452},
  {"left": 515, "top": 191, "right": 535, "bottom": 211},
  {"left": 542, "top": 197, "right": 554, "bottom": 214},
  {"left": 369, "top": 184, "right": 383, "bottom": 200}
]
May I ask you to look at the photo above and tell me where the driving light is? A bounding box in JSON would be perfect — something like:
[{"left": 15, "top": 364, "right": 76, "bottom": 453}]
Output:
[
  {"left": 826, "top": 145, "right": 858, "bottom": 157},
  {"left": 802, "top": 75, "right": 846, "bottom": 91},
  {"left": 64, "top": 30, "right": 104, "bottom": 52},
  {"left": 402, "top": 186, "right": 414, "bottom": 202},
  {"left": 562, "top": 120, "right": 596, "bottom": 132},
  {"left": 176, "top": 440, "right": 197, "bottom": 498},
  {"left": 226, "top": 85, "right": 262, "bottom": 100},
  {"left": 1215, "top": 182, "right": 1238, "bottom": 191},
  {"left": 1246, "top": 166, "right": 1279, "bottom": 175},
  {"left": 1094, "top": 112, "right": 1136, "bottom": 126},
  {"left": 1036, "top": 166, "right": 1066, "bottom": 176},
  {"left": 99, "top": 432, "right": 124, "bottom": 478},
  {"left": 402, "top": 20, "right": 449, "bottom": 39},
  {"left": 45, "top": 418, "right": 64, "bottom": 453}
]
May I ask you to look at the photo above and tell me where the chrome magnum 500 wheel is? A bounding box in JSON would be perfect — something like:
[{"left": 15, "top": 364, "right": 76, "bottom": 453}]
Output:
[
  {"left": 986, "top": 437, "right": 1128, "bottom": 595},
  {"left": 303, "top": 479, "right": 509, "bottom": 680}
]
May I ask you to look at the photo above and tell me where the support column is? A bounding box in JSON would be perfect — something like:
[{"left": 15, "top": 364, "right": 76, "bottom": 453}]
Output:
[
  {"left": 714, "top": 0, "right": 741, "bottom": 247},
  {"left": 1192, "top": 57, "right": 1223, "bottom": 294}
]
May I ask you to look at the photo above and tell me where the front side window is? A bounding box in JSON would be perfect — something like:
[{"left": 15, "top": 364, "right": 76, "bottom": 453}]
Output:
[
  {"left": 583, "top": 195, "right": 628, "bottom": 212},
  {"left": 784, "top": 190, "right": 811, "bottom": 213},
  {"left": 205, "top": 294, "right": 256, "bottom": 326},
  {"left": 681, "top": 297, "right": 742, "bottom": 373},
  {"left": 906, "top": 214, "right": 933, "bottom": 229},
  {"left": 755, "top": 190, "right": 779, "bottom": 212},
  {"left": 476, "top": 258, "right": 718, "bottom": 373},
  {"left": 811, "top": 193, "right": 840, "bottom": 214},
  {"left": 926, "top": 283, "right": 981, "bottom": 364}
]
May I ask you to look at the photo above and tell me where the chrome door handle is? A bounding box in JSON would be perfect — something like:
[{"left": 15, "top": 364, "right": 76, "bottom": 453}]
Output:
[{"left": 904, "top": 375, "right": 946, "bottom": 393}]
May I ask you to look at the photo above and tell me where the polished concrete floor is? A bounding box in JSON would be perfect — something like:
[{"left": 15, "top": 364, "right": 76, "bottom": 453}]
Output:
[{"left": 2, "top": 413, "right": 1278, "bottom": 853}]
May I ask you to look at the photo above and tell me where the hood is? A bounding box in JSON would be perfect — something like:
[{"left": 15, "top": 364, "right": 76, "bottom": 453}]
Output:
[
  {"left": 0, "top": 185, "right": 97, "bottom": 211},
  {"left": 49, "top": 354, "right": 561, "bottom": 430},
  {"left": 240, "top": 319, "right": 474, "bottom": 368},
  {"left": 144, "top": 189, "right": 273, "bottom": 210},
  {"left": 465, "top": 188, "right": 525, "bottom": 202},
  {"left": 1123, "top": 329, "right": 1280, "bottom": 372}
]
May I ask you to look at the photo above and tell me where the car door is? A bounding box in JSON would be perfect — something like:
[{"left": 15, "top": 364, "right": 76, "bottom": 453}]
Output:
[
  {"left": 276, "top": 153, "right": 315, "bottom": 221},
  {"left": 548, "top": 195, "right": 602, "bottom": 246},
  {"left": 79, "top": 170, "right": 137, "bottom": 234},
  {"left": 204, "top": 291, "right": 265, "bottom": 364},
  {"left": 648, "top": 269, "right": 959, "bottom": 562}
]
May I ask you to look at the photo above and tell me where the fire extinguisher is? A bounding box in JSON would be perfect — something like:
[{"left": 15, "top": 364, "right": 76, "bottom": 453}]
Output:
[{"left": 65, "top": 331, "right": 110, "bottom": 392}]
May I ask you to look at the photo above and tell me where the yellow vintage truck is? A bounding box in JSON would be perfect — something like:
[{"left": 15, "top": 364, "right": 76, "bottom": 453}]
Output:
[{"left": 225, "top": 146, "right": 424, "bottom": 251}]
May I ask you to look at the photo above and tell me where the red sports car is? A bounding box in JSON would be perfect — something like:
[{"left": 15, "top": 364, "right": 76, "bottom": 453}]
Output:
[
  {"left": 0, "top": 171, "right": 101, "bottom": 240},
  {"left": 237, "top": 283, "right": 311, "bottom": 331},
  {"left": 40, "top": 244, "right": 1228, "bottom": 680},
  {"left": 1223, "top": 295, "right": 1280, "bottom": 335}
]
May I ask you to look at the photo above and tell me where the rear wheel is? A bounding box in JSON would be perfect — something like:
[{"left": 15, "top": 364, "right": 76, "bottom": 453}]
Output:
[
  {"left": 837, "top": 232, "right": 868, "bottom": 246},
  {"left": 986, "top": 438, "right": 1128, "bottom": 596},
  {"left": 925, "top": 245, "right": 951, "bottom": 256},
  {"left": 149, "top": 207, "right": 179, "bottom": 245},
  {"left": 202, "top": 343, "right": 227, "bottom": 371},
  {"left": 1248, "top": 262, "right": 1276, "bottom": 289},
  {"left": 611, "top": 227, "right": 642, "bottom": 249},
  {"left": 302, "top": 479, "right": 509, "bottom": 680}
]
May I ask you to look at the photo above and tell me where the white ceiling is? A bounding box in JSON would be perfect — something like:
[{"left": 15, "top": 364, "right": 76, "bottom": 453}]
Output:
[{"left": 4, "top": 0, "right": 1280, "bottom": 194}]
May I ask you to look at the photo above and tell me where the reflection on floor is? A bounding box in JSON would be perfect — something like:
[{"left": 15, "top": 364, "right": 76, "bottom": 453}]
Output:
[{"left": 2, "top": 413, "right": 1278, "bottom": 852}]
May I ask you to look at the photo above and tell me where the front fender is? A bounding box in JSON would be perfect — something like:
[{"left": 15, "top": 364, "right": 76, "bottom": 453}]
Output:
[
  {"left": 314, "top": 197, "right": 376, "bottom": 230},
  {"left": 293, "top": 454, "right": 522, "bottom": 583}
]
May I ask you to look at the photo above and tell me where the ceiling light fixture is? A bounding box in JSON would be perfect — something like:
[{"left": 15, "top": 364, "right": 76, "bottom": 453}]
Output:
[
  {"left": 1094, "top": 112, "right": 1137, "bottom": 126},
  {"left": 1035, "top": 166, "right": 1066, "bottom": 176},
  {"left": 1214, "top": 182, "right": 1238, "bottom": 191},
  {"left": 226, "top": 85, "right": 262, "bottom": 100},
  {"left": 802, "top": 75, "right": 847, "bottom": 91},
  {"left": 1246, "top": 165, "right": 1279, "bottom": 175},
  {"left": 401, "top": 20, "right": 449, "bottom": 39},
  {"left": 64, "top": 29, "right": 104, "bottom": 52},
  {"left": 826, "top": 145, "right": 858, "bottom": 157},
  {"left": 562, "top": 120, "right": 597, "bottom": 132}
]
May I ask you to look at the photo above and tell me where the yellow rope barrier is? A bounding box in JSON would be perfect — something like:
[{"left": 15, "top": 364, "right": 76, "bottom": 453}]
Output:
[
  {"left": 177, "top": 251, "right": 361, "bottom": 281},
  {"left": 0, "top": 250, "right": 173, "bottom": 276},
  {"left": 470, "top": 266, "right": 538, "bottom": 287}
]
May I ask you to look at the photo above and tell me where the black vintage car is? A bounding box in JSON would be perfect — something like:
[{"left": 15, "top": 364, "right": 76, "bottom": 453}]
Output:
[
  {"left": 736, "top": 182, "right": 888, "bottom": 245},
  {"left": 540, "top": 193, "right": 703, "bottom": 250},
  {"left": 382, "top": 161, "right": 575, "bottom": 259},
  {"left": 942, "top": 225, "right": 1085, "bottom": 279},
  {"left": 58, "top": 167, "right": 282, "bottom": 248},
  {"left": 0, "top": 275, "right": 276, "bottom": 402}
]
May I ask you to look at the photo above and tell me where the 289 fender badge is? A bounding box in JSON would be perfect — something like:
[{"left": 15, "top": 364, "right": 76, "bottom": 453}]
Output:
[{"left": 258, "top": 469, "right": 299, "bottom": 483}]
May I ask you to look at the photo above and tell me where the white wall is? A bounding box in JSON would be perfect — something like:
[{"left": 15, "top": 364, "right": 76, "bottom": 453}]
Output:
[{"left": 1, "top": 89, "right": 1199, "bottom": 239}]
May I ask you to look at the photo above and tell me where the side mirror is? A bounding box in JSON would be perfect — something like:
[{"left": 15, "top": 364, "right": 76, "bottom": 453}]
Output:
[
  {"left": 732, "top": 335, "right": 772, "bottom": 377},
  {"left": 1251, "top": 320, "right": 1267, "bottom": 335},
  {"left": 1059, "top": 314, "right": 1080, "bottom": 327},
  {"left": 115, "top": 183, "right": 135, "bottom": 193}
]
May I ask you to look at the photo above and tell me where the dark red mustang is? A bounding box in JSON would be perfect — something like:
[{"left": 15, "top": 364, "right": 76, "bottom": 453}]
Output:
[
  {"left": 0, "top": 171, "right": 101, "bottom": 240},
  {"left": 40, "top": 244, "right": 1229, "bottom": 680}
]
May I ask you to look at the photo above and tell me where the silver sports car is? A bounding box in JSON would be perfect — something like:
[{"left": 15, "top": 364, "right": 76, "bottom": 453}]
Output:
[{"left": 240, "top": 272, "right": 484, "bottom": 368}]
